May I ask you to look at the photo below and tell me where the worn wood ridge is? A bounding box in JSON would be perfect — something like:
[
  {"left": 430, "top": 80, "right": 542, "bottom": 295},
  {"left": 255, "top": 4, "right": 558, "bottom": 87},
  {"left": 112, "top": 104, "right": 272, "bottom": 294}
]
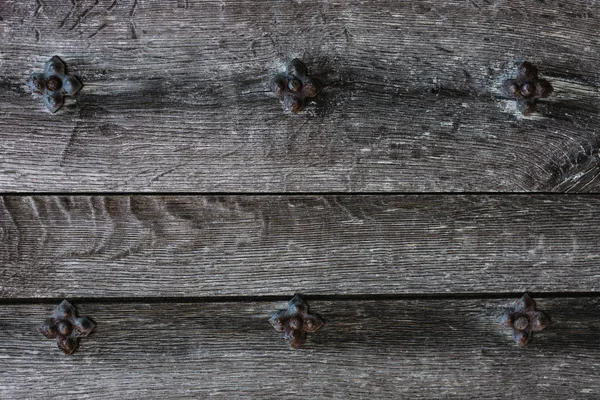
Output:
[
  {"left": 1, "top": 297, "right": 599, "bottom": 399},
  {"left": 1, "top": 195, "right": 599, "bottom": 298},
  {"left": 1, "top": 0, "right": 600, "bottom": 192}
]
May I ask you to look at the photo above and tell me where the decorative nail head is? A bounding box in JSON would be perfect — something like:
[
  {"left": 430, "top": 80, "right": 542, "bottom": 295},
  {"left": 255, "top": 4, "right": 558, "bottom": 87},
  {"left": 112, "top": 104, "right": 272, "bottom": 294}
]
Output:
[
  {"left": 269, "top": 294, "right": 324, "bottom": 348},
  {"left": 500, "top": 61, "right": 553, "bottom": 115},
  {"left": 26, "top": 56, "right": 82, "bottom": 113},
  {"left": 499, "top": 293, "right": 550, "bottom": 347},
  {"left": 271, "top": 59, "right": 323, "bottom": 114},
  {"left": 40, "top": 300, "right": 95, "bottom": 355}
]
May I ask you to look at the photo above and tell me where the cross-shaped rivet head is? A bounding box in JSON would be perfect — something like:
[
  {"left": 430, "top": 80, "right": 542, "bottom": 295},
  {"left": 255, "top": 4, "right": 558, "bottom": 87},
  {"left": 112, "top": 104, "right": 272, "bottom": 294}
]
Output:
[
  {"left": 500, "top": 61, "right": 553, "bottom": 115},
  {"left": 26, "top": 56, "right": 83, "bottom": 113},
  {"left": 499, "top": 293, "right": 550, "bottom": 347},
  {"left": 271, "top": 59, "right": 323, "bottom": 114},
  {"left": 40, "top": 300, "right": 95, "bottom": 355},
  {"left": 269, "top": 295, "right": 324, "bottom": 348}
]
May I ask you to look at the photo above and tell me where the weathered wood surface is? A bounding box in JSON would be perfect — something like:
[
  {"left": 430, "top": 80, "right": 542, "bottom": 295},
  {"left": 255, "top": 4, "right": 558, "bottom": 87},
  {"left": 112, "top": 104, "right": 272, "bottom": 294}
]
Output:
[
  {"left": 1, "top": 0, "right": 600, "bottom": 192},
  {"left": 1, "top": 298, "right": 599, "bottom": 399},
  {"left": 2, "top": 195, "right": 600, "bottom": 297}
]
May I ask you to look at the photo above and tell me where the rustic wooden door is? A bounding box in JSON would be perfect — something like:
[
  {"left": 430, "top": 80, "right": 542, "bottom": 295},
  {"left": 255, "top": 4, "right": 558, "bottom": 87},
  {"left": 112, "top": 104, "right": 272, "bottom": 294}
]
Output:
[{"left": 1, "top": 1, "right": 599, "bottom": 398}]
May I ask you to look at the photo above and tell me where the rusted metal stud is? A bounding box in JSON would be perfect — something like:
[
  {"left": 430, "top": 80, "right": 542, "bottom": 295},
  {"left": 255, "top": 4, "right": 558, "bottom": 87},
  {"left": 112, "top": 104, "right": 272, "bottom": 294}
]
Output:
[
  {"left": 500, "top": 61, "right": 553, "bottom": 115},
  {"left": 40, "top": 300, "right": 95, "bottom": 355},
  {"left": 271, "top": 59, "right": 323, "bottom": 114},
  {"left": 269, "top": 294, "right": 324, "bottom": 348},
  {"left": 26, "top": 56, "right": 82, "bottom": 113},
  {"left": 499, "top": 293, "right": 550, "bottom": 347}
]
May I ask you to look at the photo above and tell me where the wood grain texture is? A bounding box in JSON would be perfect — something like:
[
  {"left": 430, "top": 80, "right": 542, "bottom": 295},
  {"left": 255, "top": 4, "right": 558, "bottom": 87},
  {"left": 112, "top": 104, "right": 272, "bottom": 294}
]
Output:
[
  {"left": 1, "top": 298, "right": 599, "bottom": 399},
  {"left": 2, "top": 195, "right": 600, "bottom": 297},
  {"left": 1, "top": 0, "right": 600, "bottom": 192}
]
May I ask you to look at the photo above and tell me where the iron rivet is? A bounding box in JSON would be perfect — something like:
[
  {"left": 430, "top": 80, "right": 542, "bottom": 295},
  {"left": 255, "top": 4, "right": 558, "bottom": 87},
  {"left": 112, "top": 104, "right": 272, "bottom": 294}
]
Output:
[
  {"left": 269, "top": 294, "right": 324, "bottom": 349},
  {"left": 40, "top": 300, "right": 95, "bottom": 355},
  {"left": 499, "top": 293, "right": 550, "bottom": 347},
  {"left": 500, "top": 61, "right": 553, "bottom": 115},
  {"left": 271, "top": 59, "right": 323, "bottom": 114},
  {"left": 26, "top": 56, "right": 83, "bottom": 113}
]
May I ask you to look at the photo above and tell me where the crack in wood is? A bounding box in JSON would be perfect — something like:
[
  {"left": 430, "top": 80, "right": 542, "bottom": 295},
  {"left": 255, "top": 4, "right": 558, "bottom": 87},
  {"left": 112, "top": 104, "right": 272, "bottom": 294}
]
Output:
[
  {"left": 88, "top": 22, "right": 107, "bottom": 38},
  {"left": 69, "top": 0, "right": 100, "bottom": 31},
  {"left": 107, "top": 0, "right": 118, "bottom": 11},
  {"left": 33, "top": 0, "right": 43, "bottom": 17},
  {"left": 58, "top": 0, "right": 77, "bottom": 29},
  {"left": 129, "top": 0, "right": 138, "bottom": 39}
]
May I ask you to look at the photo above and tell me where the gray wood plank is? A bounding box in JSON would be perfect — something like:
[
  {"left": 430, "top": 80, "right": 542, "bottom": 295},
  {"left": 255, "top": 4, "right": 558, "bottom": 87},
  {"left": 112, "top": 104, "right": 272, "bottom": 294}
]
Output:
[
  {"left": 1, "top": 0, "right": 599, "bottom": 191},
  {"left": 1, "top": 298, "right": 598, "bottom": 399},
  {"left": 2, "top": 195, "right": 599, "bottom": 297}
]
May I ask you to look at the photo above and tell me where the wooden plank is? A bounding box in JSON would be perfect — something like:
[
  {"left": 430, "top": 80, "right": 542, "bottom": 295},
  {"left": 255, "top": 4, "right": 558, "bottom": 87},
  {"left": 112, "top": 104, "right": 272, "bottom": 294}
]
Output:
[
  {"left": 1, "top": 0, "right": 599, "bottom": 192},
  {"left": 1, "top": 298, "right": 598, "bottom": 399},
  {"left": 2, "top": 195, "right": 600, "bottom": 298}
]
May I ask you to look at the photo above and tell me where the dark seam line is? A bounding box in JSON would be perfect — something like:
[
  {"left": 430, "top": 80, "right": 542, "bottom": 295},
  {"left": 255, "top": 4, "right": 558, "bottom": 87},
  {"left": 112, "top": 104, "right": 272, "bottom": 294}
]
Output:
[
  {"left": 1, "top": 292, "right": 599, "bottom": 305},
  {"left": 1, "top": 192, "right": 599, "bottom": 197}
]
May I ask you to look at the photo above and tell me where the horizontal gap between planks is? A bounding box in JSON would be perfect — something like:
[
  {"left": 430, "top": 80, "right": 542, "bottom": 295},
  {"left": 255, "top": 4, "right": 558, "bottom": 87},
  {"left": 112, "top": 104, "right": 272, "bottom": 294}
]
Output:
[
  {"left": 2, "top": 192, "right": 600, "bottom": 197},
  {"left": 1, "top": 291, "right": 600, "bottom": 305}
]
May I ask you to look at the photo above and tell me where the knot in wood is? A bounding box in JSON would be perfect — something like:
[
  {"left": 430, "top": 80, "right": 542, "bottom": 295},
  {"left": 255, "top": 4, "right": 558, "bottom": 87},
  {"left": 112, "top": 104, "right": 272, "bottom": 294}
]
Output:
[
  {"left": 26, "top": 56, "right": 83, "bottom": 113},
  {"left": 500, "top": 61, "right": 553, "bottom": 115},
  {"left": 271, "top": 59, "right": 323, "bottom": 114},
  {"left": 499, "top": 293, "right": 550, "bottom": 348},
  {"left": 40, "top": 300, "right": 96, "bottom": 355},
  {"left": 269, "top": 294, "right": 324, "bottom": 349}
]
